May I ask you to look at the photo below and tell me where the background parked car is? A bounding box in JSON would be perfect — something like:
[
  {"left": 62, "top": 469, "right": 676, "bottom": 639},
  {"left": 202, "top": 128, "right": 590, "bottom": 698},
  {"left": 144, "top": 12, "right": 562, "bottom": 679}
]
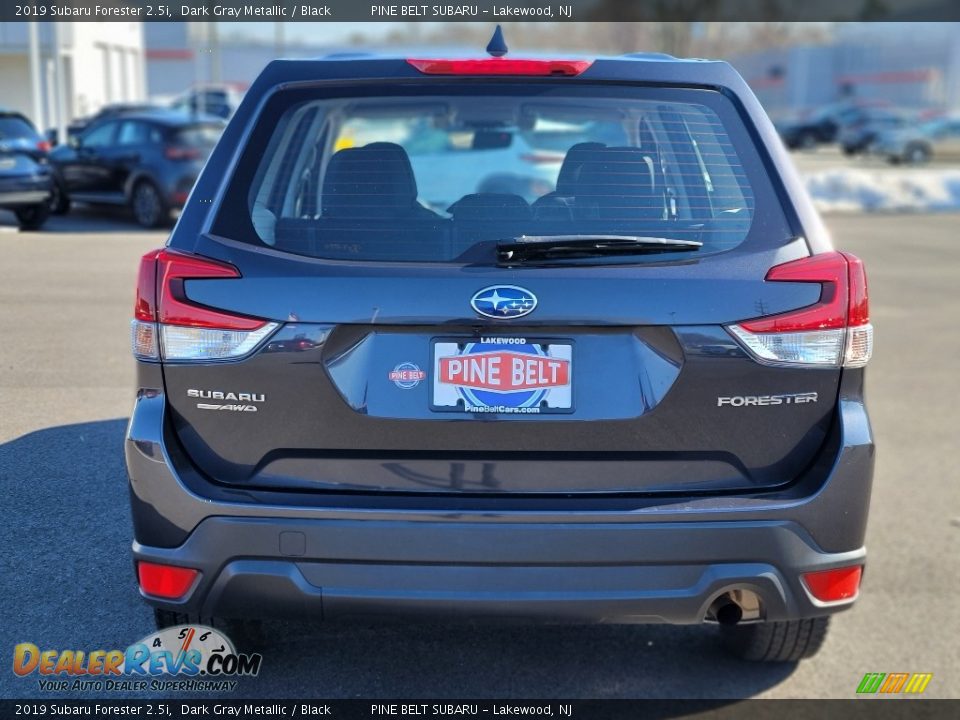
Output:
[
  {"left": 776, "top": 100, "right": 889, "bottom": 150},
  {"left": 168, "top": 85, "right": 244, "bottom": 120},
  {"left": 837, "top": 107, "right": 915, "bottom": 156},
  {"left": 48, "top": 110, "right": 225, "bottom": 227},
  {"left": 0, "top": 109, "right": 52, "bottom": 230},
  {"left": 46, "top": 102, "right": 163, "bottom": 148},
  {"left": 872, "top": 114, "right": 960, "bottom": 164},
  {"left": 335, "top": 115, "right": 629, "bottom": 211}
]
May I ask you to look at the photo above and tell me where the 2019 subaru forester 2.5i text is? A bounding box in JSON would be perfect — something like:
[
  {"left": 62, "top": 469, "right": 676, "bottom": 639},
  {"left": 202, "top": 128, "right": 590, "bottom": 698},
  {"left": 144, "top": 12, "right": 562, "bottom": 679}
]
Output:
[{"left": 126, "top": 36, "right": 874, "bottom": 662}]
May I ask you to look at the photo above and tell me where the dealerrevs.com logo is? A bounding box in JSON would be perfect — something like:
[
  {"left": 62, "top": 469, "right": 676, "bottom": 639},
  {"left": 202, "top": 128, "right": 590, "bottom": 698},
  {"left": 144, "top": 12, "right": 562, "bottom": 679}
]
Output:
[{"left": 13, "top": 625, "right": 262, "bottom": 692}]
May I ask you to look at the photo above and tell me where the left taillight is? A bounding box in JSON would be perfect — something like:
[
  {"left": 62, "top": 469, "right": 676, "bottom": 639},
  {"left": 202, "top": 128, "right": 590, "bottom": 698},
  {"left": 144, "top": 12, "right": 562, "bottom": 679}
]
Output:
[
  {"left": 131, "top": 249, "right": 278, "bottom": 362},
  {"left": 137, "top": 561, "right": 199, "bottom": 600},
  {"left": 727, "top": 251, "right": 873, "bottom": 368}
]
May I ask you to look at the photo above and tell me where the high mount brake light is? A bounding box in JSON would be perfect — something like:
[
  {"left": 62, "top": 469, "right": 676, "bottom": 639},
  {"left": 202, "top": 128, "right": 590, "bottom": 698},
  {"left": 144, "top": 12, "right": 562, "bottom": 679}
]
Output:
[
  {"left": 406, "top": 58, "right": 593, "bottom": 76},
  {"left": 727, "top": 251, "right": 873, "bottom": 368},
  {"left": 131, "top": 249, "right": 278, "bottom": 362}
]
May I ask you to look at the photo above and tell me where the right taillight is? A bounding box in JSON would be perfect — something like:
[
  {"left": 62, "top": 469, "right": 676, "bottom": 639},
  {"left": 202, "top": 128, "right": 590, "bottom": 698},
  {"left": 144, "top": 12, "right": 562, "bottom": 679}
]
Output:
[
  {"left": 164, "top": 145, "right": 201, "bottom": 161},
  {"left": 727, "top": 251, "right": 873, "bottom": 368},
  {"left": 131, "top": 249, "right": 278, "bottom": 362}
]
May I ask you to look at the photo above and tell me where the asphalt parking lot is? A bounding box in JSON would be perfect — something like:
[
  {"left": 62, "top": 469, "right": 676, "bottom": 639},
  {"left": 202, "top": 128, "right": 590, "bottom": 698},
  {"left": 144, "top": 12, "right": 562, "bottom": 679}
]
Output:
[{"left": 1, "top": 206, "right": 958, "bottom": 700}]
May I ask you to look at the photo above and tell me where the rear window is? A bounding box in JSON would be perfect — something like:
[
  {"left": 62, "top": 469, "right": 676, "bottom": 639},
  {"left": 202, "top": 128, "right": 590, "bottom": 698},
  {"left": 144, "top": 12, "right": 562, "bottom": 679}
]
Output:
[
  {"left": 214, "top": 83, "right": 790, "bottom": 264},
  {"left": 0, "top": 115, "right": 39, "bottom": 141},
  {"left": 175, "top": 124, "right": 224, "bottom": 147}
]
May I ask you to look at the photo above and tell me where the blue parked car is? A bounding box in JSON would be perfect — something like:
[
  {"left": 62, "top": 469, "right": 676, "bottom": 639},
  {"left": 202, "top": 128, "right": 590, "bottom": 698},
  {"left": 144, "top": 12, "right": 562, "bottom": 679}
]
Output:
[
  {"left": 48, "top": 109, "right": 224, "bottom": 227},
  {"left": 0, "top": 110, "right": 53, "bottom": 230}
]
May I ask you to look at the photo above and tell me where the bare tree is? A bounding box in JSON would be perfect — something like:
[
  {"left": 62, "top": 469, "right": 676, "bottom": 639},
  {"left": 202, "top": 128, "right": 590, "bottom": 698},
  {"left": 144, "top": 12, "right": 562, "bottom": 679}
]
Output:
[{"left": 342, "top": 21, "right": 835, "bottom": 60}]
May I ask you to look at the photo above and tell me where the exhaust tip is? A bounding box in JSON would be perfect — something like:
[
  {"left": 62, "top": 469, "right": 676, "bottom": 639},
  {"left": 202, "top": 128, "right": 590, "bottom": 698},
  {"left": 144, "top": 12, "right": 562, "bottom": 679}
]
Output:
[
  {"left": 715, "top": 601, "right": 743, "bottom": 626},
  {"left": 706, "top": 588, "right": 763, "bottom": 625}
]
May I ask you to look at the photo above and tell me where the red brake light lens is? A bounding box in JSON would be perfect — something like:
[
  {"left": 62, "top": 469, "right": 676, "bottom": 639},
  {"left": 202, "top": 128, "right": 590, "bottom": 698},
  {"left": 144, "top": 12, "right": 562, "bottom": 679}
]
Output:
[
  {"left": 138, "top": 561, "right": 199, "bottom": 600},
  {"left": 740, "top": 252, "right": 851, "bottom": 333},
  {"left": 154, "top": 249, "right": 264, "bottom": 331},
  {"left": 843, "top": 251, "right": 870, "bottom": 326},
  {"left": 164, "top": 146, "right": 201, "bottom": 161},
  {"left": 36, "top": 140, "right": 51, "bottom": 153},
  {"left": 739, "top": 251, "right": 870, "bottom": 332},
  {"left": 134, "top": 249, "right": 162, "bottom": 322},
  {"left": 407, "top": 58, "right": 593, "bottom": 77},
  {"left": 802, "top": 566, "right": 862, "bottom": 603}
]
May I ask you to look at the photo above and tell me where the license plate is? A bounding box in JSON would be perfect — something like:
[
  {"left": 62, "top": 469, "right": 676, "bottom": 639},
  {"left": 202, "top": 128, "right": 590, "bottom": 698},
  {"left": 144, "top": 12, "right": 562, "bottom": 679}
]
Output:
[{"left": 431, "top": 337, "right": 573, "bottom": 415}]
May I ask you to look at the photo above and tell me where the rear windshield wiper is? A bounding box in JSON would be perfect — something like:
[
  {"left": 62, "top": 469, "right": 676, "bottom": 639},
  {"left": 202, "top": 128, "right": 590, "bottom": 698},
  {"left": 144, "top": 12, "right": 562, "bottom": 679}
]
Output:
[{"left": 497, "top": 235, "right": 702, "bottom": 264}]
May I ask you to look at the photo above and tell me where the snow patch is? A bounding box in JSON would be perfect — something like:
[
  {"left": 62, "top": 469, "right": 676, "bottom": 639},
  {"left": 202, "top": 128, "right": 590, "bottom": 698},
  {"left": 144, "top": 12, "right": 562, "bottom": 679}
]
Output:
[{"left": 804, "top": 168, "right": 960, "bottom": 213}]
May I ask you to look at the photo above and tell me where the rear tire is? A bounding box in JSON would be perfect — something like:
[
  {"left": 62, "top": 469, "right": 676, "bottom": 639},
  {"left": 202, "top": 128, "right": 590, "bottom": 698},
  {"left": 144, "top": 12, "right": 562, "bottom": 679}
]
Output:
[
  {"left": 797, "top": 132, "right": 818, "bottom": 151},
  {"left": 720, "top": 617, "right": 831, "bottom": 662},
  {"left": 15, "top": 204, "right": 50, "bottom": 230},
  {"left": 50, "top": 180, "right": 71, "bottom": 215},
  {"left": 905, "top": 143, "right": 931, "bottom": 165},
  {"left": 131, "top": 180, "right": 167, "bottom": 228},
  {"left": 153, "top": 609, "right": 264, "bottom": 651}
]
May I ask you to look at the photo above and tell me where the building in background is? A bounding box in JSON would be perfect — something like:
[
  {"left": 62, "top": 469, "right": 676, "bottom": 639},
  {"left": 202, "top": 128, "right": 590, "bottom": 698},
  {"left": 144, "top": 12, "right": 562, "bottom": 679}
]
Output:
[
  {"left": 732, "top": 23, "right": 960, "bottom": 116},
  {"left": 144, "top": 22, "right": 960, "bottom": 119},
  {"left": 144, "top": 23, "right": 340, "bottom": 101},
  {"left": 0, "top": 23, "right": 145, "bottom": 133}
]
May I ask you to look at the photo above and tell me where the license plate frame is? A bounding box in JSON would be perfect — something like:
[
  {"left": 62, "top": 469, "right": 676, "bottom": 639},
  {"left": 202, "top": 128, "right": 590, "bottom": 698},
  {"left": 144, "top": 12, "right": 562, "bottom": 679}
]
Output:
[{"left": 430, "top": 336, "right": 574, "bottom": 415}]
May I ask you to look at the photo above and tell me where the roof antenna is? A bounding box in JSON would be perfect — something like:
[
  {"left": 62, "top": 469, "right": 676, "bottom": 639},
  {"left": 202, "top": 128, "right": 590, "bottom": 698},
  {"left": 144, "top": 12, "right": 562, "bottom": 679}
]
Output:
[{"left": 486, "top": 25, "right": 508, "bottom": 58}]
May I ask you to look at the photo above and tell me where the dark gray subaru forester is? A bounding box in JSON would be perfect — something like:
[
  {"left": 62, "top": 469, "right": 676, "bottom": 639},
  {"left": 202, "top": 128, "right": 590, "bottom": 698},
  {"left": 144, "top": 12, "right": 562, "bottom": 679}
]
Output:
[{"left": 126, "top": 34, "right": 874, "bottom": 662}]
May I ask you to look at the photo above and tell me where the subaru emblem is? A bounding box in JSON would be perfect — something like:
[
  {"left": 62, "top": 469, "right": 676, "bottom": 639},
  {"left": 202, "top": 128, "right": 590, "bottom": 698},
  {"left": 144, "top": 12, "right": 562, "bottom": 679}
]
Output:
[{"left": 470, "top": 285, "right": 538, "bottom": 319}]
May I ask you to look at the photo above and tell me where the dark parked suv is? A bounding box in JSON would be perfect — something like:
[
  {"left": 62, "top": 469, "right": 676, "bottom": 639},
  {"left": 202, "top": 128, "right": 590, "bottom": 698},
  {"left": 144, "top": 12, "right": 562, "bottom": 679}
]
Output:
[
  {"left": 126, "top": 37, "right": 875, "bottom": 662},
  {"left": 0, "top": 109, "right": 53, "bottom": 230},
  {"left": 49, "top": 109, "right": 224, "bottom": 227}
]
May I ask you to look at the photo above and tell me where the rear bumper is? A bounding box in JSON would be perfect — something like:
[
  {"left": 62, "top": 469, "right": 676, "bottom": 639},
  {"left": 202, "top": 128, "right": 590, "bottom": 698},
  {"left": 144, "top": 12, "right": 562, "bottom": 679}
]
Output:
[
  {"left": 0, "top": 175, "right": 52, "bottom": 207},
  {"left": 134, "top": 516, "right": 863, "bottom": 623},
  {"left": 126, "top": 370, "right": 874, "bottom": 624}
]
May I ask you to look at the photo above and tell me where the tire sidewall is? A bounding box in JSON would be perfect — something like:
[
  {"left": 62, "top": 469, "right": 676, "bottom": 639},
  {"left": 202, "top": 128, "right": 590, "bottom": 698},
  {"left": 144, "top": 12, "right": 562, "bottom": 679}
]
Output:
[
  {"left": 16, "top": 204, "right": 50, "bottom": 230},
  {"left": 906, "top": 143, "right": 930, "bottom": 165},
  {"left": 50, "top": 180, "right": 70, "bottom": 215},
  {"left": 132, "top": 181, "right": 166, "bottom": 228}
]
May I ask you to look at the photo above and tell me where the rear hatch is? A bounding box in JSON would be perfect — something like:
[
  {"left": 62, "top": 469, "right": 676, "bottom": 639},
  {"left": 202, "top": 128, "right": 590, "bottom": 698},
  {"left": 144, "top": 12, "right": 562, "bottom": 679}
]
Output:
[
  {"left": 0, "top": 113, "right": 48, "bottom": 187},
  {"left": 145, "top": 76, "right": 864, "bottom": 497}
]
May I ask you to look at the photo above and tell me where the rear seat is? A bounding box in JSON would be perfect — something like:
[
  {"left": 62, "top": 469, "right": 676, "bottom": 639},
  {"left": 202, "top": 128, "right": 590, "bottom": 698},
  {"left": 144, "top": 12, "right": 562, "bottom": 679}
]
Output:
[
  {"left": 531, "top": 141, "right": 605, "bottom": 222},
  {"left": 574, "top": 146, "right": 664, "bottom": 222},
  {"left": 274, "top": 142, "right": 450, "bottom": 261},
  {"left": 447, "top": 193, "right": 532, "bottom": 255}
]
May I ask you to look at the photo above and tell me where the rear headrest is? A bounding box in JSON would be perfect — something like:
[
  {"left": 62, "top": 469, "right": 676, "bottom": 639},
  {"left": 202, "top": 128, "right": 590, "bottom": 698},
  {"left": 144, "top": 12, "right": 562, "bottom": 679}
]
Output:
[
  {"left": 322, "top": 142, "right": 419, "bottom": 218},
  {"left": 447, "top": 193, "right": 532, "bottom": 221},
  {"left": 576, "top": 147, "right": 661, "bottom": 220},
  {"left": 555, "top": 142, "right": 606, "bottom": 195}
]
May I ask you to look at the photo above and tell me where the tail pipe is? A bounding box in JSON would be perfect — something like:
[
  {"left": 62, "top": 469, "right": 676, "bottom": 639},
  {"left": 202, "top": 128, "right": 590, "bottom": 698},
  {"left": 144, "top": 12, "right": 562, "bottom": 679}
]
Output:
[{"left": 706, "top": 588, "right": 763, "bottom": 625}]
